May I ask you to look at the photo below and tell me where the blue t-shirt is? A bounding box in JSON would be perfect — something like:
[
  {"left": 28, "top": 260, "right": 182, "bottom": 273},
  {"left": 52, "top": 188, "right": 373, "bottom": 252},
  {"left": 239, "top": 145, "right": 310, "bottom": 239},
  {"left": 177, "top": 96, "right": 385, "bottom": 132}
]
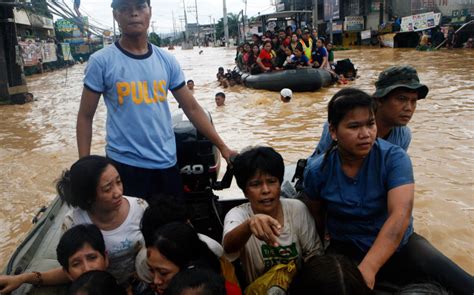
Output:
[
  {"left": 84, "top": 42, "right": 185, "bottom": 169},
  {"left": 312, "top": 47, "right": 327, "bottom": 67},
  {"left": 312, "top": 122, "right": 412, "bottom": 156},
  {"left": 290, "top": 54, "right": 309, "bottom": 66},
  {"left": 304, "top": 139, "right": 414, "bottom": 253}
]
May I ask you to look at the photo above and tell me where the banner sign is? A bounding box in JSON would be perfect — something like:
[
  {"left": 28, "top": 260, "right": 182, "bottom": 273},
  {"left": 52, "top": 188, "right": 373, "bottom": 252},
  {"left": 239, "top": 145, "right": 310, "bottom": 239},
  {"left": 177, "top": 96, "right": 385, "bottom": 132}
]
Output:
[
  {"left": 344, "top": 16, "right": 364, "bottom": 31},
  {"left": 400, "top": 12, "right": 441, "bottom": 32},
  {"left": 61, "top": 43, "right": 73, "bottom": 61},
  {"left": 18, "top": 39, "right": 57, "bottom": 66},
  {"left": 332, "top": 21, "right": 343, "bottom": 33},
  {"left": 361, "top": 30, "right": 371, "bottom": 40}
]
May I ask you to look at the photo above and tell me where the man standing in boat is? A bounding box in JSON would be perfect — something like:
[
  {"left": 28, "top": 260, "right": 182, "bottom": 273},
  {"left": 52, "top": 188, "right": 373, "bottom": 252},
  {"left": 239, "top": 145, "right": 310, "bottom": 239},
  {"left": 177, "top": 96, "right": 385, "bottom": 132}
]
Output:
[
  {"left": 313, "top": 65, "right": 428, "bottom": 155},
  {"left": 76, "top": 0, "right": 236, "bottom": 200}
]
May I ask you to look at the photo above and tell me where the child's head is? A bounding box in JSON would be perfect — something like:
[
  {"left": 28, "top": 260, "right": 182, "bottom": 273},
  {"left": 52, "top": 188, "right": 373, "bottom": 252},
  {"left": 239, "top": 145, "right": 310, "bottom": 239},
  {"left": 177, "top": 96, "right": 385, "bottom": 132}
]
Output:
[
  {"left": 69, "top": 270, "right": 126, "bottom": 295},
  {"left": 280, "top": 88, "right": 293, "bottom": 103},
  {"left": 164, "top": 268, "right": 226, "bottom": 295},
  {"left": 187, "top": 80, "right": 194, "bottom": 90},
  {"left": 146, "top": 222, "right": 221, "bottom": 294},
  {"left": 289, "top": 255, "right": 373, "bottom": 295},
  {"left": 215, "top": 92, "right": 226, "bottom": 106},
  {"left": 294, "top": 45, "right": 303, "bottom": 57},
  {"left": 327, "top": 42, "right": 333, "bottom": 50},
  {"left": 57, "top": 224, "right": 108, "bottom": 280},
  {"left": 141, "top": 194, "right": 189, "bottom": 246},
  {"left": 217, "top": 67, "right": 224, "bottom": 74},
  {"left": 283, "top": 46, "right": 292, "bottom": 56}
]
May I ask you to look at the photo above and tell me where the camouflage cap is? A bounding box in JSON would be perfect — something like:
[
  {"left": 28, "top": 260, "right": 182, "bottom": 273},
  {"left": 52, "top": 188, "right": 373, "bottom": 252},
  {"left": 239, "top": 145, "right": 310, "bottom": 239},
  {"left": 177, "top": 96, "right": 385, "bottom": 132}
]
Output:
[{"left": 373, "top": 65, "right": 429, "bottom": 99}]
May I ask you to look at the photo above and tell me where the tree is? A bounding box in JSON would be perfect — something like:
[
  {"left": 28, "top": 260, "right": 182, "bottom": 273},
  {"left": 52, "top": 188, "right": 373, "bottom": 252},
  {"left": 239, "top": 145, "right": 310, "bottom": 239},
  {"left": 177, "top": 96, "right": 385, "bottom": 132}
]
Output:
[
  {"left": 215, "top": 13, "right": 241, "bottom": 41},
  {"left": 149, "top": 32, "right": 161, "bottom": 47}
]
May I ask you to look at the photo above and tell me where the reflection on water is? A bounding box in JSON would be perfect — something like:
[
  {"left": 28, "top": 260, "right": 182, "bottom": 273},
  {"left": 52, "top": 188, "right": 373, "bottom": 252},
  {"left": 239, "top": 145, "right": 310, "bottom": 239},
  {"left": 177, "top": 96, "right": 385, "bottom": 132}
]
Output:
[{"left": 0, "top": 47, "right": 473, "bottom": 273}]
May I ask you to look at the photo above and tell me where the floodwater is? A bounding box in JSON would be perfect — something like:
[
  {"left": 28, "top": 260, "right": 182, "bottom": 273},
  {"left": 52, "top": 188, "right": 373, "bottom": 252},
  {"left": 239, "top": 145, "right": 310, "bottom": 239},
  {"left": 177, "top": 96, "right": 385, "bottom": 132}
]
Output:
[{"left": 0, "top": 46, "right": 473, "bottom": 274}]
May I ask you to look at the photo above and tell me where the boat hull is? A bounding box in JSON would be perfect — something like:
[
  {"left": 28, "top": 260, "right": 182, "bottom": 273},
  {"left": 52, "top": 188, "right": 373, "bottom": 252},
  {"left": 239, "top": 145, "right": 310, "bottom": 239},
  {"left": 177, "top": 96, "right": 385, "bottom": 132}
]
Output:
[{"left": 242, "top": 68, "right": 333, "bottom": 92}]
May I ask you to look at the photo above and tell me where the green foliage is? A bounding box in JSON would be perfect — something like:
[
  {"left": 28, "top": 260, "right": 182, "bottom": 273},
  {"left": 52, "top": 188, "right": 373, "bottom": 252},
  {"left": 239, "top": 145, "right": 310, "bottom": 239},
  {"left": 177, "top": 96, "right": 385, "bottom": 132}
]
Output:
[
  {"left": 149, "top": 32, "right": 161, "bottom": 47},
  {"left": 29, "top": 0, "right": 53, "bottom": 18},
  {"left": 215, "top": 13, "right": 241, "bottom": 40}
]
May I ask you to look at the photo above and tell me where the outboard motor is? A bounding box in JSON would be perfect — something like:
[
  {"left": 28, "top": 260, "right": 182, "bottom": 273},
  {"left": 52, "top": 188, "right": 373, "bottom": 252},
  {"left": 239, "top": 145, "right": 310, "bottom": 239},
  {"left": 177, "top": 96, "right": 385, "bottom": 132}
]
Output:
[
  {"left": 172, "top": 109, "right": 232, "bottom": 241},
  {"left": 172, "top": 109, "right": 221, "bottom": 193}
]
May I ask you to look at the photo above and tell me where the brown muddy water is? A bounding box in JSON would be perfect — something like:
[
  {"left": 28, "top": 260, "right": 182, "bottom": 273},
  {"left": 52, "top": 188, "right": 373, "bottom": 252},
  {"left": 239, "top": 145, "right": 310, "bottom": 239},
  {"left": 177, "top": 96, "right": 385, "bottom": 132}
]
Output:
[{"left": 0, "top": 47, "right": 473, "bottom": 273}]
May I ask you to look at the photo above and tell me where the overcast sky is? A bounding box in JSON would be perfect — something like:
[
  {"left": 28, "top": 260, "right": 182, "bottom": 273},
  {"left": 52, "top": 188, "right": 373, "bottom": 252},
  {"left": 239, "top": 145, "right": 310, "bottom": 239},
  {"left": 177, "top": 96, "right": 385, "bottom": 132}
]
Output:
[{"left": 75, "top": 0, "right": 275, "bottom": 34}]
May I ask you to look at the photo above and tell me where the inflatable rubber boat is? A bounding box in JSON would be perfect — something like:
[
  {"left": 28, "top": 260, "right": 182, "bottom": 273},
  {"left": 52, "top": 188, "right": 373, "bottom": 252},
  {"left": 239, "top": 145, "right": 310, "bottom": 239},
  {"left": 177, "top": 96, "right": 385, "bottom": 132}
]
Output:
[{"left": 241, "top": 68, "right": 334, "bottom": 92}]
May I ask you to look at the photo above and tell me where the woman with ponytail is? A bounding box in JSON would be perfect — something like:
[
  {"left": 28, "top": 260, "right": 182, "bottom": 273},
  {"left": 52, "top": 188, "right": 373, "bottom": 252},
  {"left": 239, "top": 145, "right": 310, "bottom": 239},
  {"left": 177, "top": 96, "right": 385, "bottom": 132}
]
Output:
[{"left": 146, "top": 222, "right": 241, "bottom": 295}]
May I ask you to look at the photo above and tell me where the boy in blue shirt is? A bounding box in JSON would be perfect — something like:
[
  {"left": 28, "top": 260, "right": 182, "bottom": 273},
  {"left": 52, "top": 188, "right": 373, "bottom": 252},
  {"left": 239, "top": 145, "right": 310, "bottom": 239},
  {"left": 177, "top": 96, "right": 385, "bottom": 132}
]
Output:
[{"left": 76, "top": 0, "right": 236, "bottom": 200}]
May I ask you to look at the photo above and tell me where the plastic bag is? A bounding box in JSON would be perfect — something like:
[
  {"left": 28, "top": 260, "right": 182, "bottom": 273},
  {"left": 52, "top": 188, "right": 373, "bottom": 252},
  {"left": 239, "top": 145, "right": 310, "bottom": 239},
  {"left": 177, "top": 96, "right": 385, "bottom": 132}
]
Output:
[{"left": 245, "top": 261, "right": 297, "bottom": 295}]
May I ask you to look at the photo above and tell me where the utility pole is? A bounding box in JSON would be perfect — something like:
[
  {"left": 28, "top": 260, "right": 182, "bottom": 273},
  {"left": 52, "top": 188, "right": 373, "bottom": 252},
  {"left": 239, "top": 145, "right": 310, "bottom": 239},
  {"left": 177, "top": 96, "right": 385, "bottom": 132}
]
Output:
[
  {"left": 195, "top": 0, "right": 200, "bottom": 46},
  {"left": 223, "top": 0, "right": 229, "bottom": 47},
  {"left": 182, "top": 0, "right": 193, "bottom": 49},
  {"left": 172, "top": 11, "right": 177, "bottom": 41},
  {"left": 0, "top": 1, "right": 29, "bottom": 103},
  {"left": 312, "top": 0, "right": 318, "bottom": 30},
  {"left": 329, "top": 0, "right": 333, "bottom": 43},
  {"left": 213, "top": 17, "right": 216, "bottom": 46},
  {"left": 243, "top": 0, "right": 247, "bottom": 42}
]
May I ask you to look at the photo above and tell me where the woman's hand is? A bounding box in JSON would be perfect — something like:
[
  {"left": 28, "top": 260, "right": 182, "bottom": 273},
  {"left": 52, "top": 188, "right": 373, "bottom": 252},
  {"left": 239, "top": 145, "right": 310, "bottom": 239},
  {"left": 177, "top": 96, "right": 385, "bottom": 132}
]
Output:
[
  {"left": 0, "top": 274, "right": 28, "bottom": 293},
  {"left": 249, "top": 214, "right": 282, "bottom": 247}
]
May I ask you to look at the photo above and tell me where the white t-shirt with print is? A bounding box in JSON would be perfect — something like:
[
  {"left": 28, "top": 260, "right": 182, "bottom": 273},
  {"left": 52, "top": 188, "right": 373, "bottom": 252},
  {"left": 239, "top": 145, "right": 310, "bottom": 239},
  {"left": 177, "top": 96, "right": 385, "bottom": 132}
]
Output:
[
  {"left": 223, "top": 198, "right": 323, "bottom": 284},
  {"left": 63, "top": 196, "right": 148, "bottom": 284}
]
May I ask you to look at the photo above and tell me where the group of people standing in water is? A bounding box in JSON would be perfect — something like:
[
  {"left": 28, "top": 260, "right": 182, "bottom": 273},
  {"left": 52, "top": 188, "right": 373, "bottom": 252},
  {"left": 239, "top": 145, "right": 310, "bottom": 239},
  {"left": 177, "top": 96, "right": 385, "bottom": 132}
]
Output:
[
  {"left": 0, "top": 0, "right": 473, "bottom": 294},
  {"left": 235, "top": 28, "right": 336, "bottom": 76}
]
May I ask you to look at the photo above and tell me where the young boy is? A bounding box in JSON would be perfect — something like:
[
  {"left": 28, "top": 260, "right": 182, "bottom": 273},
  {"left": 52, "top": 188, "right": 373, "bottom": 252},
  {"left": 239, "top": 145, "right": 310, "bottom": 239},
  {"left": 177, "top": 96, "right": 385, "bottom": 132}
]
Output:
[
  {"left": 215, "top": 92, "right": 226, "bottom": 107},
  {"left": 290, "top": 45, "right": 310, "bottom": 68},
  {"left": 280, "top": 88, "right": 292, "bottom": 103},
  {"left": 0, "top": 224, "right": 108, "bottom": 293},
  {"left": 186, "top": 80, "right": 195, "bottom": 93}
]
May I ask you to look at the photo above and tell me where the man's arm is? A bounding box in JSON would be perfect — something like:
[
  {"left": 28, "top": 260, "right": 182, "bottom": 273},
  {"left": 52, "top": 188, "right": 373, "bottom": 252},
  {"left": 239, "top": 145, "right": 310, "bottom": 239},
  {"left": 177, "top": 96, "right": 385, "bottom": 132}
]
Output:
[
  {"left": 172, "top": 86, "right": 236, "bottom": 163},
  {"left": 76, "top": 87, "right": 100, "bottom": 158},
  {"left": 358, "top": 184, "right": 414, "bottom": 289}
]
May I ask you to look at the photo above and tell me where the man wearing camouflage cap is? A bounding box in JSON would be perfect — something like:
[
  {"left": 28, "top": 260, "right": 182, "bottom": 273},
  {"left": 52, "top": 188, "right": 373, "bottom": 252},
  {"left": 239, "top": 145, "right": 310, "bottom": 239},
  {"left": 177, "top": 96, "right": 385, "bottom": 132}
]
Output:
[{"left": 312, "top": 65, "right": 428, "bottom": 156}]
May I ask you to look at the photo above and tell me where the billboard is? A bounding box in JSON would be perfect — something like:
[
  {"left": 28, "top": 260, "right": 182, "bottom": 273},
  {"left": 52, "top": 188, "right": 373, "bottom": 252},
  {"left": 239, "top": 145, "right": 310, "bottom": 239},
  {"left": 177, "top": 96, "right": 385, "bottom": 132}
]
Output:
[
  {"left": 344, "top": 16, "right": 364, "bottom": 31},
  {"left": 410, "top": 0, "right": 474, "bottom": 16},
  {"left": 400, "top": 11, "right": 442, "bottom": 32},
  {"left": 18, "top": 39, "right": 58, "bottom": 66},
  {"left": 324, "top": 0, "right": 340, "bottom": 21}
]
